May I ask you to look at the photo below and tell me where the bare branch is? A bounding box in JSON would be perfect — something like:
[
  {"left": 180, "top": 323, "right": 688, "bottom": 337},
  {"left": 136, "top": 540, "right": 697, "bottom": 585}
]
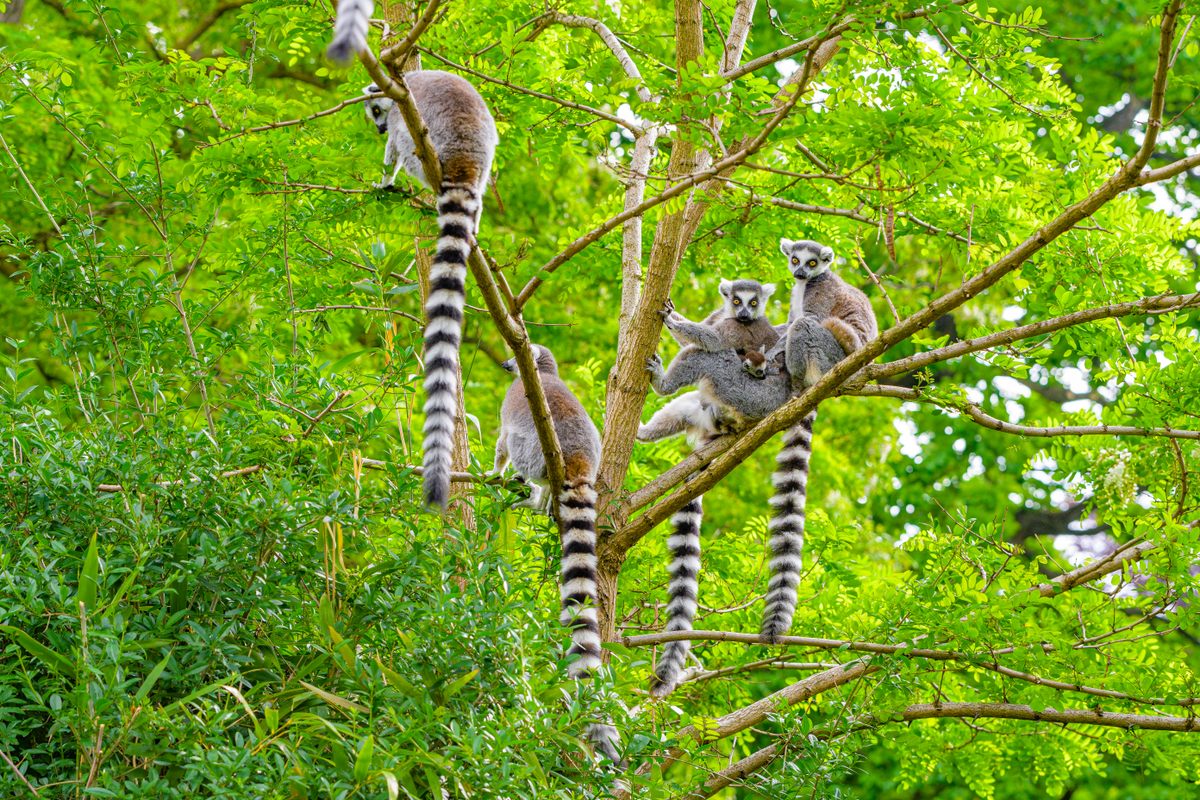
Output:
[
  {"left": 516, "top": 30, "right": 835, "bottom": 307},
  {"left": 379, "top": 0, "right": 443, "bottom": 64},
  {"left": 854, "top": 384, "right": 1200, "bottom": 441},
  {"left": 97, "top": 465, "right": 263, "bottom": 493},
  {"left": 540, "top": 12, "right": 652, "bottom": 103},
  {"left": 655, "top": 661, "right": 875, "bottom": 774},
  {"left": 418, "top": 48, "right": 641, "bottom": 133},
  {"left": 722, "top": 0, "right": 758, "bottom": 73},
  {"left": 198, "top": 94, "right": 379, "bottom": 150},
  {"left": 620, "top": 127, "right": 661, "bottom": 328},
  {"left": 868, "top": 291, "right": 1200, "bottom": 382},
  {"left": 768, "top": 195, "right": 972, "bottom": 243},
  {"left": 724, "top": 0, "right": 969, "bottom": 80},
  {"left": 175, "top": 0, "right": 253, "bottom": 51},
  {"left": 893, "top": 702, "right": 1200, "bottom": 732}
]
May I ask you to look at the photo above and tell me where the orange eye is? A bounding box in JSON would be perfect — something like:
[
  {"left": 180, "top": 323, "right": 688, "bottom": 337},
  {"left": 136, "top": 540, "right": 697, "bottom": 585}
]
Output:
[
  {"left": 808, "top": 259, "right": 817, "bottom": 267},
  {"left": 750, "top": 300, "right": 758, "bottom": 307},
  {"left": 732, "top": 298, "right": 741, "bottom": 305},
  {"left": 791, "top": 258, "right": 799, "bottom": 265}
]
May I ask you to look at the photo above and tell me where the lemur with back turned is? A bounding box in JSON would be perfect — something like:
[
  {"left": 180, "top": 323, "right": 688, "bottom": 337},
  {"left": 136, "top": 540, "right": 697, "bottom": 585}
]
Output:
[
  {"left": 329, "top": 2, "right": 499, "bottom": 511},
  {"left": 492, "top": 344, "right": 621, "bottom": 766},
  {"left": 758, "top": 239, "right": 877, "bottom": 643},
  {"left": 638, "top": 279, "right": 788, "bottom": 697}
]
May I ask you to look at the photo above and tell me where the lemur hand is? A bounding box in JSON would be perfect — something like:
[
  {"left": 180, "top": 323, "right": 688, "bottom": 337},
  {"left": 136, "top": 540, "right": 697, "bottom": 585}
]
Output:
[
  {"left": 645, "top": 353, "right": 665, "bottom": 377},
  {"left": 658, "top": 299, "right": 677, "bottom": 323}
]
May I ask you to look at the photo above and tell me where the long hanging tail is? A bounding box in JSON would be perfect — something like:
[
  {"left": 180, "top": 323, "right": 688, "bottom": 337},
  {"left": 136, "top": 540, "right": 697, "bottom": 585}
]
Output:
[
  {"left": 558, "top": 477, "right": 624, "bottom": 766},
  {"left": 559, "top": 477, "right": 601, "bottom": 678},
  {"left": 649, "top": 497, "right": 702, "bottom": 697},
  {"left": 421, "top": 182, "right": 481, "bottom": 509},
  {"left": 761, "top": 411, "right": 816, "bottom": 642},
  {"left": 327, "top": 0, "right": 375, "bottom": 63}
]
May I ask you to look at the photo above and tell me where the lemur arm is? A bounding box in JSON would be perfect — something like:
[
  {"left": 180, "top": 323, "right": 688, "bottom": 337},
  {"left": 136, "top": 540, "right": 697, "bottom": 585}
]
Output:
[
  {"left": 663, "top": 316, "right": 727, "bottom": 350},
  {"left": 646, "top": 352, "right": 700, "bottom": 396}
]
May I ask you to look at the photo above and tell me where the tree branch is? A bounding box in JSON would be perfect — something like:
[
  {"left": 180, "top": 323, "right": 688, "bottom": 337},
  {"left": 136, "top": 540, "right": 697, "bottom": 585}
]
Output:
[
  {"left": 868, "top": 294, "right": 1200, "bottom": 382},
  {"left": 854, "top": 384, "right": 1200, "bottom": 441},
  {"left": 538, "top": 12, "right": 652, "bottom": 103},
  {"left": 175, "top": 0, "right": 253, "bottom": 51}
]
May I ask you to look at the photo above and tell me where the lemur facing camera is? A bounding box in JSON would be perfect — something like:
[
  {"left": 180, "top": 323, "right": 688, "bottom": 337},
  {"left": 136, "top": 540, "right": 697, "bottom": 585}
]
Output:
[
  {"left": 328, "top": 2, "right": 499, "bottom": 512},
  {"left": 639, "top": 279, "right": 790, "bottom": 697},
  {"left": 758, "top": 239, "right": 878, "bottom": 643},
  {"left": 492, "top": 344, "right": 620, "bottom": 766}
]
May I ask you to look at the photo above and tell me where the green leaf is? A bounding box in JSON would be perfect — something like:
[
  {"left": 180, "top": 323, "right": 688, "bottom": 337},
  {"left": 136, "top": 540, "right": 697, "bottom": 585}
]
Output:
[
  {"left": 77, "top": 532, "right": 99, "bottom": 613},
  {"left": 354, "top": 735, "right": 374, "bottom": 782},
  {"left": 134, "top": 649, "right": 173, "bottom": 703},
  {"left": 0, "top": 624, "right": 76, "bottom": 679}
]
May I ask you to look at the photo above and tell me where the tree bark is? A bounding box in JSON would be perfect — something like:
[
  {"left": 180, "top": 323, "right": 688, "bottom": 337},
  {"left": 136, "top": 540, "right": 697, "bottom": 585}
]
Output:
[{"left": 593, "top": 0, "right": 705, "bottom": 644}]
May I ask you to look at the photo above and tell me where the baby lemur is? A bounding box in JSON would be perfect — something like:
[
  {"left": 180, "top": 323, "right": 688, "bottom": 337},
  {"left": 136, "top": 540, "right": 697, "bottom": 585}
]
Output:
[
  {"left": 329, "top": 6, "right": 499, "bottom": 512},
  {"left": 759, "top": 239, "right": 878, "bottom": 643},
  {"left": 492, "top": 344, "right": 620, "bottom": 764}
]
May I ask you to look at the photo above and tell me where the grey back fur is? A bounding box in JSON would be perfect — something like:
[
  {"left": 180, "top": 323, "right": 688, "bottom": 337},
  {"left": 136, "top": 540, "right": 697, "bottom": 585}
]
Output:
[
  {"left": 373, "top": 71, "right": 498, "bottom": 190},
  {"left": 497, "top": 345, "right": 600, "bottom": 484}
]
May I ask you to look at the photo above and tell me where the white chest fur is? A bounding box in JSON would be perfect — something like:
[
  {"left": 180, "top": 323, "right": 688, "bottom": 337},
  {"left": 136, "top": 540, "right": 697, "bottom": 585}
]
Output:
[{"left": 789, "top": 279, "right": 807, "bottom": 323}]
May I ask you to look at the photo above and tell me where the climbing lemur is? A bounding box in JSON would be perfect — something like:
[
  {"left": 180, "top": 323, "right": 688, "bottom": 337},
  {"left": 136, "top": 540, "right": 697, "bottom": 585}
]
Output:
[
  {"left": 492, "top": 345, "right": 620, "bottom": 765},
  {"left": 638, "top": 280, "right": 786, "bottom": 697},
  {"left": 329, "top": 3, "right": 499, "bottom": 512},
  {"left": 758, "top": 239, "right": 878, "bottom": 643}
]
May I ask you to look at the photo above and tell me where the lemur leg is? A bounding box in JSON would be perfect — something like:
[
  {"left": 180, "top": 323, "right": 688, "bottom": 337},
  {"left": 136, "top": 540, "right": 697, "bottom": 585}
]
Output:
[
  {"left": 785, "top": 316, "right": 847, "bottom": 389},
  {"left": 515, "top": 481, "right": 548, "bottom": 512},
  {"left": 638, "top": 392, "right": 704, "bottom": 442},
  {"left": 490, "top": 435, "right": 510, "bottom": 476}
]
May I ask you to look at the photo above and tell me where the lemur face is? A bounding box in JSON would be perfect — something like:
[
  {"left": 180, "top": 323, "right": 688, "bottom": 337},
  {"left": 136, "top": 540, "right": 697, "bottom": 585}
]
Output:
[
  {"left": 363, "top": 84, "right": 394, "bottom": 135},
  {"left": 741, "top": 349, "right": 769, "bottom": 379},
  {"left": 501, "top": 345, "right": 559, "bottom": 375},
  {"left": 780, "top": 238, "right": 834, "bottom": 280},
  {"left": 718, "top": 279, "right": 777, "bottom": 323}
]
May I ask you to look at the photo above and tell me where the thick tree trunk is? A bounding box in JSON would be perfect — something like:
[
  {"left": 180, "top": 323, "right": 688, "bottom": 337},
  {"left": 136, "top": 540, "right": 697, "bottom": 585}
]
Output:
[{"left": 594, "top": 0, "right": 706, "bottom": 642}]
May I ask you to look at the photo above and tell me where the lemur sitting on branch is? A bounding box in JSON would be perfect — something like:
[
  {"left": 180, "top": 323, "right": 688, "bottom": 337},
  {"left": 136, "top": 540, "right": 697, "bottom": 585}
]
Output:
[{"left": 757, "top": 239, "right": 878, "bottom": 643}]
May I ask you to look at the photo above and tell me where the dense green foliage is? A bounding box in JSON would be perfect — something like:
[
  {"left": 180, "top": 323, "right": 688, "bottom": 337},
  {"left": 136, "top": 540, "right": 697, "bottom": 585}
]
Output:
[{"left": 1, "top": 0, "right": 1199, "bottom": 797}]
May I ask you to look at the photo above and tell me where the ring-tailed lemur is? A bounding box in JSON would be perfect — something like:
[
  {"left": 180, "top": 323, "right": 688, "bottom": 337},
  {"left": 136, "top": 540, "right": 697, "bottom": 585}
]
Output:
[
  {"left": 638, "top": 280, "right": 786, "bottom": 697},
  {"left": 492, "top": 344, "right": 621, "bottom": 765},
  {"left": 328, "top": 4, "right": 499, "bottom": 510},
  {"left": 757, "top": 239, "right": 878, "bottom": 643},
  {"left": 660, "top": 279, "right": 778, "bottom": 352}
]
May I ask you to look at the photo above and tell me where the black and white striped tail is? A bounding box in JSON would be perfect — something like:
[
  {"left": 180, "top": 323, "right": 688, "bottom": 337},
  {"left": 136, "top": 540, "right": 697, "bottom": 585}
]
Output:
[
  {"left": 559, "top": 478, "right": 602, "bottom": 678},
  {"left": 761, "top": 411, "right": 816, "bottom": 642},
  {"left": 327, "top": 0, "right": 374, "bottom": 63},
  {"left": 649, "top": 497, "right": 702, "bottom": 697},
  {"left": 421, "top": 183, "right": 480, "bottom": 509},
  {"left": 558, "top": 478, "right": 624, "bottom": 768}
]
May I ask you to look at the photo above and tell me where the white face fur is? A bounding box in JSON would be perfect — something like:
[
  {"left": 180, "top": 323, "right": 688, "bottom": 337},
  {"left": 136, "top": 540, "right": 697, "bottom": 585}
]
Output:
[
  {"left": 718, "top": 279, "right": 776, "bottom": 323},
  {"left": 362, "top": 84, "right": 394, "bottom": 135},
  {"left": 780, "top": 238, "right": 834, "bottom": 280}
]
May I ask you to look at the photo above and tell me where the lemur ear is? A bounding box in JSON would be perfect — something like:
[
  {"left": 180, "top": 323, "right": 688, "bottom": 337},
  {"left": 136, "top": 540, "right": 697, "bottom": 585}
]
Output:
[
  {"left": 761, "top": 283, "right": 776, "bottom": 299},
  {"left": 719, "top": 279, "right": 733, "bottom": 297},
  {"left": 363, "top": 84, "right": 380, "bottom": 95},
  {"left": 820, "top": 246, "right": 834, "bottom": 263},
  {"left": 779, "top": 238, "right": 794, "bottom": 255}
]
